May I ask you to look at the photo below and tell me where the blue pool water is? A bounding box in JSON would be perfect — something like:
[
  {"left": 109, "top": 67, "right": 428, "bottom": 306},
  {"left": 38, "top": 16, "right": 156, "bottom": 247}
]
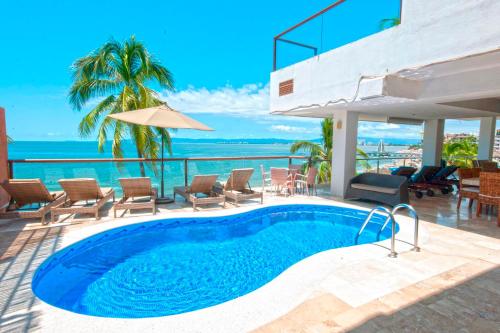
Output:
[{"left": 32, "top": 204, "right": 396, "bottom": 318}]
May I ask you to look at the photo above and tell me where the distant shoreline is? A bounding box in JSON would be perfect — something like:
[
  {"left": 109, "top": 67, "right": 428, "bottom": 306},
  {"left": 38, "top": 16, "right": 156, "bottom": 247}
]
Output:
[{"left": 7, "top": 137, "right": 420, "bottom": 146}]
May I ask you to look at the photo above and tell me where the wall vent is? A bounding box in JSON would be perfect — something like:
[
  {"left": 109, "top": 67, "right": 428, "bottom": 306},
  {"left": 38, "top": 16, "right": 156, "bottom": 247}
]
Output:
[{"left": 279, "top": 79, "right": 294, "bottom": 96}]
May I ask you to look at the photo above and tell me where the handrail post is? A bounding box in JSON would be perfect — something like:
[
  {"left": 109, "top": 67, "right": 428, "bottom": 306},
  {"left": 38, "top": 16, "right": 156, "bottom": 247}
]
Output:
[
  {"left": 273, "top": 38, "right": 277, "bottom": 71},
  {"left": 412, "top": 213, "right": 420, "bottom": 252},
  {"left": 392, "top": 203, "right": 420, "bottom": 252},
  {"left": 389, "top": 215, "right": 397, "bottom": 258}
]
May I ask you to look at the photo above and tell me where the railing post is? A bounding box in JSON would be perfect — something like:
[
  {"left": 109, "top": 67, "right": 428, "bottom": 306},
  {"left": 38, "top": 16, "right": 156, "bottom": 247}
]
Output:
[
  {"left": 389, "top": 215, "right": 397, "bottom": 258},
  {"left": 184, "top": 159, "right": 188, "bottom": 187},
  {"left": 288, "top": 157, "right": 292, "bottom": 166},
  {"left": 273, "top": 38, "right": 277, "bottom": 71},
  {"left": 376, "top": 159, "right": 380, "bottom": 173},
  {"left": 8, "top": 161, "right": 13, "bottom": 179}
]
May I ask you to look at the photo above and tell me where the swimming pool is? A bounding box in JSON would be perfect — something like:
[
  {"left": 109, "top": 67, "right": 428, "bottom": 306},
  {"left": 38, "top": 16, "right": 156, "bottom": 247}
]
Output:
[{"left": 32, "top": 204, "right": 396, "bottom": 318}]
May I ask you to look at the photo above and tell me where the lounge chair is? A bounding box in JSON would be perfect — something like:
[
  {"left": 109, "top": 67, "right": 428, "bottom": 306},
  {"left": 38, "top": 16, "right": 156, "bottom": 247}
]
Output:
[
  {"left": 223, "top": 168, "right": 263, "bottom": 206},
  {"left": 428, "top": 165, "right": 458, "bottom": 193},
  {"left": 0, "top": 179, "right": 65, "bottom": 224},
  {"left": 51, "top": 178, "right": 115, "bottom": 222},
  {"left": 408, "top": 166, "right": 442, "bottom": 198},
  {"left": 113, "top": 177, "right": 157, "bottom": 217},
  {"left": 173, "top": 175, "right": 225, "bottom": 211},
  {"left": 391, "top": 166, "right": 417, "bottom": 179}
]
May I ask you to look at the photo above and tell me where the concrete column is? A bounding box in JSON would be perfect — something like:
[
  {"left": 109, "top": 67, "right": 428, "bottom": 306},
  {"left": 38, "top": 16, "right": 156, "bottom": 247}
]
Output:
[
  {"left": 422, "top": 119, "right": 444, "bottom": 166},
  {"left": 331, "top": 110, "right": 359, "bottom": 197},
  {"left": 477, "top": 117, "right": 496, "bottom": 160},
  {"left": 0, "top": 107, "right": 9, "bottom": 211}
]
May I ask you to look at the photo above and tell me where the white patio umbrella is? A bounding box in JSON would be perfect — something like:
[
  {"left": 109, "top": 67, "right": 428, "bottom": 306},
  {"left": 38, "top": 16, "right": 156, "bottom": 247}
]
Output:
[{"left": 107, "top": 104, "right": 213, "bottom": 203}]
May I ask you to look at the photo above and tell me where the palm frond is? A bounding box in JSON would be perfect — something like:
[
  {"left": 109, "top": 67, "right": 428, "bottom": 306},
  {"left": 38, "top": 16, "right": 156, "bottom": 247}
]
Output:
[
  {"left": 78, "top": 95, "right": 116, "bottom": 137},
  {"left": 379, "top": 18, "right": 401, "bottom": 31},
  {"left": 69, "top": 35, "right": 176, "bottom": 163}
]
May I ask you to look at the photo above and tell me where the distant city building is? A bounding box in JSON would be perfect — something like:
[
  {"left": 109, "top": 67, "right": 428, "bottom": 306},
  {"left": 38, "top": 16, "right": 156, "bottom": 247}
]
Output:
[
  {"left": 494, "top": 129, "right": 500, "bottom": 153},
  {"left": 444, "top": 133, "right": 476, "bottom": 142}
]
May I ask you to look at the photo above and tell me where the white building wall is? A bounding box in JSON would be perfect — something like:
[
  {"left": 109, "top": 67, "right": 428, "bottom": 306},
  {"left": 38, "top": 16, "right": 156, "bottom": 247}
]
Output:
[
  {"left": 270, "top": 0, "right": 500, "bottom": 112},
  {"left": 478, "top": 117, "right": 497, "bottom": 160}
]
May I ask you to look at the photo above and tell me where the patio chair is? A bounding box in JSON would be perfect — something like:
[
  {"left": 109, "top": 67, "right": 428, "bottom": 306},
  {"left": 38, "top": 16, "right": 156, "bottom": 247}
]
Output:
[
  {"left": 113, "top": 177, "right": 157, "bottom": 217},
  {"left": 223, "top": 168, "right": 263, "bottom": 206},
  {"left": 476, "top": 172, "right": 500, "bottom": 227},
  {"left": 457, "top": 168, "right": 480, "bottom": 209},
  {"left": 473, "top": 160, "right": 498, "bottom": 172},
  {"left": 173, "top": 175, "right": 225, "bottom": 211},
  {"left": 270, "top": 167, "right": 294, "bottom": 196},
  {"left": 0, "top": 179, "right": 65, "bottom": 224},
  {"left": 295, "top": 166, "right": 318, "bottom": 195},
  {"left": 51, "top": 178, "right": 115, "bottom": 222},
  {"left": 260, "top": 165, "right": 272, "bottom": 192}
]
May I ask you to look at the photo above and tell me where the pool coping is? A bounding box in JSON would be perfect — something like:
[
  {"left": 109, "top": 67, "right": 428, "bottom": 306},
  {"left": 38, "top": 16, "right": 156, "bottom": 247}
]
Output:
[{"left": 32, "top": 198, "right": 425, "bottom": 333}]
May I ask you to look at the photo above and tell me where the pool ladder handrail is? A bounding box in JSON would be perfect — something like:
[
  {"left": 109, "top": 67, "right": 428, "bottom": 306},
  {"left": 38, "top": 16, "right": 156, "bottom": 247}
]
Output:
[
  {"left": 356, "top": 204, "right": 420, "bottom": 258},
  {"left": 356, "top": 206, "right": 397, "bottom": 258},
  {"left": 392, "top": 203, "right": 420, "bottom": 252}
]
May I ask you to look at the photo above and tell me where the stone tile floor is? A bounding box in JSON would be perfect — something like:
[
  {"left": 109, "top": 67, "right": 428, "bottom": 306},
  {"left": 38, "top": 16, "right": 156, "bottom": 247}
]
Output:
[{"left": 0, "top": 190, "right": 499, "bottom": 332}]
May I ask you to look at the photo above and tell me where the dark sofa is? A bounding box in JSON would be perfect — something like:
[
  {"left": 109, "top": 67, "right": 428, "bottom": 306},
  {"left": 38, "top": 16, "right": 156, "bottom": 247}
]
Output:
[{"left": 345, "top": 173, "right": 409, "bottom": 206}]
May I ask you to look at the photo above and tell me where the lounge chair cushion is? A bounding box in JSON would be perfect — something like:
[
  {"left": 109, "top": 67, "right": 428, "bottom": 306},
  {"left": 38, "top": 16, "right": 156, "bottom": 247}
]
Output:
[{"left": 350, "top": 183, "right": 398, "bottom": 194}]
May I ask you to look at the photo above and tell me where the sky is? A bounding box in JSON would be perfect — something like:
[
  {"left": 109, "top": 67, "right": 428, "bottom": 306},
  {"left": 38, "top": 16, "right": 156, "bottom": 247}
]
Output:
[{"left": 0, "top": 0, "right": 494, "bottom": 141}]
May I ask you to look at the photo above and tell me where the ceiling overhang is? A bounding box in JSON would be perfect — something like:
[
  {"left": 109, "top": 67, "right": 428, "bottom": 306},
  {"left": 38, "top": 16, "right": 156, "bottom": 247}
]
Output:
[{"left": 272, "top": 48, "right": 500, "bottom": 123}]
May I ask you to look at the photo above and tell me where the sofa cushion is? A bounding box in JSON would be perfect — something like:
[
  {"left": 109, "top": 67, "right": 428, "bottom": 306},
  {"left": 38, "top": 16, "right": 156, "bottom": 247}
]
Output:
[
  {"left": 462, "top": 178, "right": 479, "bottom": 187},
  {"left": 351, "top": 183, "right": 398, "bottom": 194}
]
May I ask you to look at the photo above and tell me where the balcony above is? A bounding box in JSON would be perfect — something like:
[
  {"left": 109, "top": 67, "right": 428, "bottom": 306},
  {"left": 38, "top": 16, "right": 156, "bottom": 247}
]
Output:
[{"left": 270, "top": 0, "right": 500, "bottom": 122}]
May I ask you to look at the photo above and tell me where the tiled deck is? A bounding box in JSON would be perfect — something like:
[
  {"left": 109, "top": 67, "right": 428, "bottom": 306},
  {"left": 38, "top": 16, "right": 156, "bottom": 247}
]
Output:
[{"left": 0, "top": 191, "right": 499, "bottom": 332}]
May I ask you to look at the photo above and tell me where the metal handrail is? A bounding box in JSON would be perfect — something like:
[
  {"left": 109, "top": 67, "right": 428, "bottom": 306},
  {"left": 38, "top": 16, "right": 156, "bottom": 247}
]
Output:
[
  {"left": 7, "top": 155, "right": 308, "bottom": 186},
  {"left": 272, "top": 0, "right": 404, "bottom": 70},
  {"left": 356, "top": 206, "right": 397, "bottom": 258},
  {"left": 392, "top": 203, "right": 420, "bottom": 252}
]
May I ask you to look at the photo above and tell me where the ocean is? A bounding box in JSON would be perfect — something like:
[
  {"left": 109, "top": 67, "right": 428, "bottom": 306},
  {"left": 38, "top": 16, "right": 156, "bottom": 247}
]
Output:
[{"left": 7, "top": 140, "right": 408, "bottom": 195}]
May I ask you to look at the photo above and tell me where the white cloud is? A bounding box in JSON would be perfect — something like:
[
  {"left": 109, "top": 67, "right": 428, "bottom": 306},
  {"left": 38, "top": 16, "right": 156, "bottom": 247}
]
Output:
[
  {"left": 358, "top": 122, "right": 422, "bottom": 139},
  {"left": 161, "top": 83, "right": 269, "bottom": 117},
  {"left": 270, "top": 124, "right": 308, "bottom": 133}
]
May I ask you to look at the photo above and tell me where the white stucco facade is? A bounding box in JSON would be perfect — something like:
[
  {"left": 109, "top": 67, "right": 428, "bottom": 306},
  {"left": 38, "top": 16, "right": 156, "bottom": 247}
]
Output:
[
  {"left": 270, "top": 0, "right": 500, "bottom": 198},
  {"left": 270, "top": 0, "right": 500, "bottom": 121}
]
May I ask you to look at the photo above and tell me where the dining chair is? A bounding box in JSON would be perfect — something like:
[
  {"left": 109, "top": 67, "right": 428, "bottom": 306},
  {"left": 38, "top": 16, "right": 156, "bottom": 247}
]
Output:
[
  {"left": 457, "top": 168, "right": 480, "bottom": 209},
  {"left": 476, "top": 172, "right": 500, "bottom": 226}
]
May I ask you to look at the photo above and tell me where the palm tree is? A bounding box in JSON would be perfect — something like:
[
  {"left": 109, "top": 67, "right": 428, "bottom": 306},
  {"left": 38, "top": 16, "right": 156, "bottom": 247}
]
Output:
[
  {"left": 290, "top": 119, "right": 369, "bottom": 183},
  {"left": 442, "top": 136, "right": 478, "bottom": 167},
  {"left": 7, "top": 135, "right": 13, "bottom": 143},
  {"left": 69, "top": 36, "right": 175, "bottom": 176}
]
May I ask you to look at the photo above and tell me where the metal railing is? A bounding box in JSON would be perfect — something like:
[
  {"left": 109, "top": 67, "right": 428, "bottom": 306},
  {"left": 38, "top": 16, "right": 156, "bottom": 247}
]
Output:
[
  {"left": 356, "top": 155, "right": 421, "bottom": 173},
  {"left": 7, "top": 156, "right": 308, "bottom": 193},
  {"left": 273, "top": 0, "right": 403, "bottom": 70},
  {"left": 356, "top": 203, "right": 420, "bottom": 258}
]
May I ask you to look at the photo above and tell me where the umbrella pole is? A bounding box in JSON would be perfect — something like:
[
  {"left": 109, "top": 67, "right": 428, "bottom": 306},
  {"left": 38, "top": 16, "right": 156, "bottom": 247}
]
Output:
[
  {"left": 161, "top": 133, "right": 164, "bottom": 198},
  {"left": 156, "top": 131, "right": 174, "bottom": 204}
]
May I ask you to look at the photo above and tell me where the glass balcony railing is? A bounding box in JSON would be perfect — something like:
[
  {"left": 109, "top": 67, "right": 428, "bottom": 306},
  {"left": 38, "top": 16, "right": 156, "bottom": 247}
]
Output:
[{"left": 273, "top": 0, "right": 402, "bottom": 70}]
